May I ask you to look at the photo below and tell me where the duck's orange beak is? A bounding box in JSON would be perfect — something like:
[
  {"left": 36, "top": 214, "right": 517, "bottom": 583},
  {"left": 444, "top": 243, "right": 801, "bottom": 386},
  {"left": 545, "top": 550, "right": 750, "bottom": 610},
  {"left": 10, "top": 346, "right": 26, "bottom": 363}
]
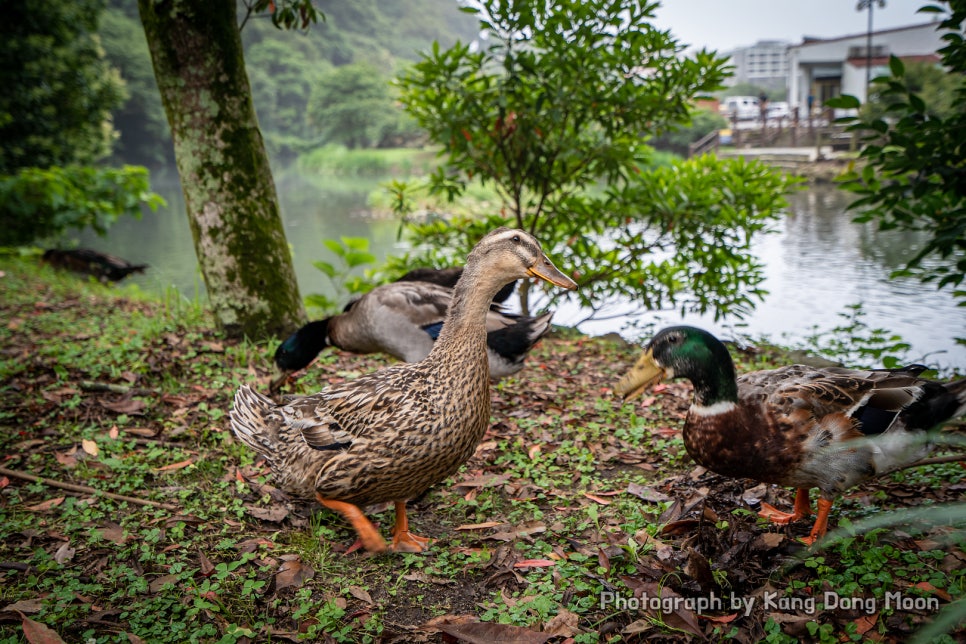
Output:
[
  {"left": 614, "top": 348, "right": 666, "bottom": 402},
  {"left": 527, "top": 253, "right": 577, "bottom": 290}
]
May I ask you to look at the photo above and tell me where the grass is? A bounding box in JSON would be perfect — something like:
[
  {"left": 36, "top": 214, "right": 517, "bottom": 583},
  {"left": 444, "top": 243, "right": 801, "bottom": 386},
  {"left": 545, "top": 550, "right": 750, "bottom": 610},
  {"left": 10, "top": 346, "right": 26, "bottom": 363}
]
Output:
[{"left": 0, "top": 256, "right": 963, "bottom": 643}]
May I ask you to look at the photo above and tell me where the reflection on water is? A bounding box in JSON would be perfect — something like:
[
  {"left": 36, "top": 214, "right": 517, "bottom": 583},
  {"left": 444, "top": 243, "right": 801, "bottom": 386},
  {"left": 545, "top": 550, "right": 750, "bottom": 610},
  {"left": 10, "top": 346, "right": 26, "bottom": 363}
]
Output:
[
  {"left": 571, "top": 187, "right": 965, "bottom": 370},
  {"left": 76, "top": 167, "right": 965, "bottom": 370}
]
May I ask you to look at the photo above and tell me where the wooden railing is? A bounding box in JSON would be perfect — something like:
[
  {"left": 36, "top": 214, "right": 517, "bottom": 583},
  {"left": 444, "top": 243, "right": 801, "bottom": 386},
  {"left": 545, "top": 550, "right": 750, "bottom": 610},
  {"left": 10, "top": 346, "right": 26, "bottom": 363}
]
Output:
[{"left": 688, "top": 129, "right": 720, "bottom": 157}]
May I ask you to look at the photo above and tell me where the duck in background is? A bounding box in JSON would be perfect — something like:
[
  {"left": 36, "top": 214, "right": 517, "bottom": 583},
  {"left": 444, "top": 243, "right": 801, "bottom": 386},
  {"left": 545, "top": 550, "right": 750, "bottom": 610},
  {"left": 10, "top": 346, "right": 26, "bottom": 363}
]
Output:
[
  {"left": 271, "top": 280, "right": 551, "bottom": 392},
  {"left": 42, "top": 248, "right": 147, "bottom": 282},
  {"left": 395, "top": 266, "right": 517, "bottom": 304},
  {"left": 615, "top": 325, "right": 966, "bottom": 545},
  {"left": 232, "top": 228, "right": 577, "bottom": 552}
]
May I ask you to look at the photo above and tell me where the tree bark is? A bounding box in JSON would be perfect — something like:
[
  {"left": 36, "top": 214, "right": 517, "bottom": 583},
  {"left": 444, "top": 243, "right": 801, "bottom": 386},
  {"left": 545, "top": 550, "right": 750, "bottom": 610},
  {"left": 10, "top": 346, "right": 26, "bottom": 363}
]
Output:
[{"left": 138, "top": 0, "right": 305, "bottom": 339}]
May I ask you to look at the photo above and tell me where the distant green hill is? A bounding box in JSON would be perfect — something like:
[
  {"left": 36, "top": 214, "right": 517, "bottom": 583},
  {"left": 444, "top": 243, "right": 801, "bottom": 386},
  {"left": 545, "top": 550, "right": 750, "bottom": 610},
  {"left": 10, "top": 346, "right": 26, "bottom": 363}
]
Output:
[{"left": 100, "top": 0, "right": 479, "bottom": 166}]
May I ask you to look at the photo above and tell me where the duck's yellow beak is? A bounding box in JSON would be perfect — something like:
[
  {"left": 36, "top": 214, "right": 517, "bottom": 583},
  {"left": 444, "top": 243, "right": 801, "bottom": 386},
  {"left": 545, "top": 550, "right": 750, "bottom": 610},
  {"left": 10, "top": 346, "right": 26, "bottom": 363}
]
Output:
[
  {"left": 527, "top": 254, "right": 578, "bottom": 290},
  {"left": 615, "top": 348, "right": 666, "bottom": 402}
]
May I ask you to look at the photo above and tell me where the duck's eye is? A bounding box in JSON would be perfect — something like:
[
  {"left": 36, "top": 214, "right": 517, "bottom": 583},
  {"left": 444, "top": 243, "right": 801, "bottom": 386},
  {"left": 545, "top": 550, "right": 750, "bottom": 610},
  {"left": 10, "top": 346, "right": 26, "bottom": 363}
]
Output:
[
  {"left": 668, "top": 333, "right": 682, "bottom": 345},
  {"left": 511, "top": 235, "right": 521, "bottom": 243}
]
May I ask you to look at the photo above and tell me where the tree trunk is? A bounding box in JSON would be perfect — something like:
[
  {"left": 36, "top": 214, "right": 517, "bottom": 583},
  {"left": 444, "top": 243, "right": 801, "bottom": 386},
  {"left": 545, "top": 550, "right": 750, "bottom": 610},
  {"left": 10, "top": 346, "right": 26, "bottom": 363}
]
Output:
[{"left": 138, "top": 0, "right": 305, "bottom": 339}]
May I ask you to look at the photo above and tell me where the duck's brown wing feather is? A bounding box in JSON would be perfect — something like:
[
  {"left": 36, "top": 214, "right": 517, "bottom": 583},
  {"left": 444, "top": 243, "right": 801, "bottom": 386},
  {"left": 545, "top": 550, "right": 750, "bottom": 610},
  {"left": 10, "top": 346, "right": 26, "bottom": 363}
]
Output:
[{"left": 295, "top": 365, "right": 439, "bottom": 449}]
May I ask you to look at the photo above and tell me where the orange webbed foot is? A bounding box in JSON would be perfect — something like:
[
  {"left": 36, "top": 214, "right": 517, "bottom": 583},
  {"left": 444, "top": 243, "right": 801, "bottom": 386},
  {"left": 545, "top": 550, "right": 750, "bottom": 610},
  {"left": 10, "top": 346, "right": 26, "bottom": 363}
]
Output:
[
  {"left": 758, "top": 488, "right": 812, "bottom": 525},
  {"left": 391, "top": 530, "right": 433, "bottom": 553},
  {"left": 391, "top": 500, "right": 432, "bottom": 553}
]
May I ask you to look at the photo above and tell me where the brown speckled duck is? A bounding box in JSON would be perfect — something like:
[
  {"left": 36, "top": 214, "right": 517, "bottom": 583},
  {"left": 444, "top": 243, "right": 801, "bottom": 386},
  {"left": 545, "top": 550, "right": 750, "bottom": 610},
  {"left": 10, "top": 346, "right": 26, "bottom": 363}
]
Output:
[
  {"left": 615, "top": 326, "right": 966, "bottom": 544},
  {"left": 231, "top": 228, "right": 577, "bottom": 552}
]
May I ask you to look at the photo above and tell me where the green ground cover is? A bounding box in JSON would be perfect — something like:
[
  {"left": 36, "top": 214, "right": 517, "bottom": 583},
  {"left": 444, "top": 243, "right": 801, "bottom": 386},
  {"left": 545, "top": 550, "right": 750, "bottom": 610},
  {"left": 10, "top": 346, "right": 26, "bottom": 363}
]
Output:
[{"left": 0, "top": 257, "right": 963, "bottom": 643}]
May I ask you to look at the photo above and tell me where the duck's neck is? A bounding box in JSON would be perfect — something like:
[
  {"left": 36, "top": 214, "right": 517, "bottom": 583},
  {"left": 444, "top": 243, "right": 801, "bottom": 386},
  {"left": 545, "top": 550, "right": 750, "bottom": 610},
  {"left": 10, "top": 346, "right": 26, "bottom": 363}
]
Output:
[
  {"left": 430, "top": 265, "right": 502, "bottom": 356},
  {"left": 688, "top": 359, "right": 740, "bottom": 414}
]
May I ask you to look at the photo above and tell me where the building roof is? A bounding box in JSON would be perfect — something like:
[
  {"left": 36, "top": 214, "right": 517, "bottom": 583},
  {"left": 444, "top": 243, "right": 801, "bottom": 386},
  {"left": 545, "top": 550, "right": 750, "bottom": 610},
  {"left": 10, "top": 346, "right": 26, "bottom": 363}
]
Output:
[
  {"left": 847, "top": 53, "right": 941, "bottom": 67},
  {"left": 790, "top": 21, "right": 941, "bottom": 50}
]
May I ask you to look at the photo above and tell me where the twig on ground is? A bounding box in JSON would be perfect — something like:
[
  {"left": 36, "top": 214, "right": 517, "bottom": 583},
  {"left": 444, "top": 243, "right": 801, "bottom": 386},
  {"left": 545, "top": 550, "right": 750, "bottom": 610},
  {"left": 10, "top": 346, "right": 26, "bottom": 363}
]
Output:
[
  {"left": 0, "top": 466, "right": 179, "bottom": 511},
  {"left": 79, "top": 381, "right": 159, "bottom": 396}
]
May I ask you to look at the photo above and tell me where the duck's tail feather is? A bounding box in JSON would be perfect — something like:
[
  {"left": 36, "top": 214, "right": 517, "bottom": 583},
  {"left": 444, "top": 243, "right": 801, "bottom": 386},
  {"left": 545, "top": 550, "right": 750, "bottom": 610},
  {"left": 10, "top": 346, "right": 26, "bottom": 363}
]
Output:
[
  {"left": 230, "top": 385, "right": 279, "bottom": 456},
  {"left": 871, "top": 376, "right": 966, "bottom": 474},
  {"left": 903, "top": 377, "right": 966, "bottom": 433}
]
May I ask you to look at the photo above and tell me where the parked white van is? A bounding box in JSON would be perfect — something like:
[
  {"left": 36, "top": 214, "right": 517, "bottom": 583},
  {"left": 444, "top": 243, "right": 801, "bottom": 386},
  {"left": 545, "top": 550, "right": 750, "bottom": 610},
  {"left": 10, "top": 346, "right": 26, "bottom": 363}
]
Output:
[{"left": 721, "top": 96, "right": 760, "bottom": 121}]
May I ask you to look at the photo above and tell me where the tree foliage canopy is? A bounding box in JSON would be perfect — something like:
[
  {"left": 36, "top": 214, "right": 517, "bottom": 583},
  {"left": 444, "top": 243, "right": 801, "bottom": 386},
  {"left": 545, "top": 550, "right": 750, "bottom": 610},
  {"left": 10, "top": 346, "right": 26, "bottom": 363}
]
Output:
[
  {"left": 831, "top": 0, "right": 966, "bottom": 304},
  {"left": 307, "top": 63, "right": 403, "bottom": 149},
  {"left": 393, "top": 0, "right": 795, "bottom": 321},
  {"left": 0, "top": 0, "right": 126, "bottom": 174}
]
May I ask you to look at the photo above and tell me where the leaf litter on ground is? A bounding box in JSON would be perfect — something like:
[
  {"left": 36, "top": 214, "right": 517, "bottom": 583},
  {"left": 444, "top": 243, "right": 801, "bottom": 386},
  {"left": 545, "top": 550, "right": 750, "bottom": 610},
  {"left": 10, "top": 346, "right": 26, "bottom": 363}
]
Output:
[{"left": 1, "top": 257, "right": 964, "bottom": 642}]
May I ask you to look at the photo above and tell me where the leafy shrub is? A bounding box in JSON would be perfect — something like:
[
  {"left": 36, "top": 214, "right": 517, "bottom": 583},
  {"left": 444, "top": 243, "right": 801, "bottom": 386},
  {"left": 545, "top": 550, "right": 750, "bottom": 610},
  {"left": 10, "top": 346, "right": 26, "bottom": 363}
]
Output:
[{"left": 0, "top": 165, "right": 165, "bottom": 246}]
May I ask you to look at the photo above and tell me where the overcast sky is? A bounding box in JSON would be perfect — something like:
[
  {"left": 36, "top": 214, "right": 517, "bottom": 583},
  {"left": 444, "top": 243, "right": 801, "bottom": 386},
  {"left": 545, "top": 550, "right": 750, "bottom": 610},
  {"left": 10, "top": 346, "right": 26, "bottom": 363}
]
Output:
[{"left": 652, "top": 0, "right": 937, "bottom": 52}]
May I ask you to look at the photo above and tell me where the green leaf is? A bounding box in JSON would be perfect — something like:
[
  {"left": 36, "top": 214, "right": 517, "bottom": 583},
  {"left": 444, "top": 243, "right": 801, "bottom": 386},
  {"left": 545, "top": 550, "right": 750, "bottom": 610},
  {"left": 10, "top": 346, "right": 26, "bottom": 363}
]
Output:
[
  {"left": 322, "top": 239, "right": 345, "bottom": 256},
  {"left": 826, "top": 94, "right": 861, "bottom": 109},
  {"left": 888, "top": 55, "right": 905, "bottom": 78},
  {"left": 340, "top": 237, "right": 371, "bottom": 252},
  {"left": 312, "top": 261, "right": 337, "bottom": 278}
]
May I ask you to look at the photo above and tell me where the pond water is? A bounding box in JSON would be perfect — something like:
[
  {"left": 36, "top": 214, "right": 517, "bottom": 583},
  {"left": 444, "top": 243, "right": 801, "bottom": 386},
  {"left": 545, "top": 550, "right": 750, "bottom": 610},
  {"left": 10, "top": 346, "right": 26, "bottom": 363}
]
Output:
[{"left": 76, "top": 164, "right": 966, "bottom": 372}]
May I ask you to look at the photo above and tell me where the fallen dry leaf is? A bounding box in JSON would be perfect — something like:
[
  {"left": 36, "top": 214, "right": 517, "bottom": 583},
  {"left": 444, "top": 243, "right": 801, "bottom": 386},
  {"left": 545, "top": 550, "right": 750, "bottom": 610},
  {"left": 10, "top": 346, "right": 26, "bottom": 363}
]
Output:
[
  {"left": 81, "top": 439, "right": 99, "bottom": 457},
  {"left": 513, "top": 559, "right": 556, "bottom": 569},
  {"left": 543, "top": 606, "right": 580, "bottom": 637},
  {"left": 53, "top": 542, "right": 75, "bottom": 565},
  {"left": 910, "top": 581, "right": 952, "bottom": 601},
  {"left": 156, "top": 459, "right": 194, "bottom": 472},
  {"left": 97, "top": 522, "right": 127, "bottom": 545},
  {"left": 236, "top": 537, "right": 275, "bottom": 553},
  {"left": 698, "top": 612, "right": 739, "bottom": 624},
  {"left": 198, "top": 550, "right": 215, "bottom": 577},
  {"left": 53, "top": 451, "right": 78, "bottom": 468},
  {"left": 19, "top": 613, "right": 67, "bottom": 644},
  {"left": 1, "top": 599, "right": 43, "bottom": 614},
  {"left": 275, "top": 557, "right": 315, "bottom": 592},
  {"left": 123, "top": 427, "right": 158, "bottom": 438},
  {"left": 347, "top": 586, "right": 373, "bottom": 604},
  {"left": 245, "top": 504, "right": 289, "bottom": 523},
  {"left": 487, "top": 521, "right": 546, "bottom": 542},
  {"left": 626, "top": 482, "right": 671, "bottom": 503},
  {"left": 24, "top": 497, "right": 65, "bottom": 513},
  {"left": 99, "top": 398, "right": 147, "bottom": 415},
  {"left": 757, "top": 532, "right": 785, "bottom": 549},
  {"left": 148, "top": 574, "right": 179, "bottom": 594},
  {"left": 853, "top": 613, "right": 878, "bottom": 635},
  {"left": 583, "top": 493, "right": 612, "bottom": 505},
  {"left": 437, "top": 621, "right": 551, "bottom": 644},
  {"left": 455, "top": 521, "right": 503, "bottom": 531},
  {"left": 622, "top": 619, "right": 654, "bottom": 635}
]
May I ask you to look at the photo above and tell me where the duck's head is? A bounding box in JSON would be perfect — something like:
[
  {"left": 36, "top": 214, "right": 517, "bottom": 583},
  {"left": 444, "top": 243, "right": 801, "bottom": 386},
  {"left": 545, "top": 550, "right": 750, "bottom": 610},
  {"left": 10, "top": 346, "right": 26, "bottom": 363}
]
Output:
[
  {"left": 274, "top": 319, "right": 333, "bottom": 372},
  {"left": 615, "top": 326, "right": 732, "bottom": 402},
  {"left": 466, "top": 228, "right": 577, "bottom": 292}
]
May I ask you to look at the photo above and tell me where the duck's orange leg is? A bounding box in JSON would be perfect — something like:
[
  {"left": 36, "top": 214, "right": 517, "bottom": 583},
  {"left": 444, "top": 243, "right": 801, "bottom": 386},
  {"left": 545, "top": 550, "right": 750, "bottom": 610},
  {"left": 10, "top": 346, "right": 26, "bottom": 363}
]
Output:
[
  {"left": 801, "top": 498, "right": 834, "bottom": 546},
  {"left": 316, "top": 495, "right": 387, "bottom": 553},
  {"left": 758, "top": 488, "right": 812, "bottom": 525},
  {"left": 391, "top": 500, "right": 432, "bottom": 553}
]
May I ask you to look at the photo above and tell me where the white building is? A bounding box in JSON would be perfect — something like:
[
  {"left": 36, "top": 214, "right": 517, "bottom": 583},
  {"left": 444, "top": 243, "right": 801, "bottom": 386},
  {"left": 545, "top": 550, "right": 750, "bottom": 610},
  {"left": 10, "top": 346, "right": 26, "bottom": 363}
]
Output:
[
  {"left": 727, "top": 40, "right": 790, "bottom": 91},
  {"left": 787, "top": 21, "right": 946, "bottom": 117}
]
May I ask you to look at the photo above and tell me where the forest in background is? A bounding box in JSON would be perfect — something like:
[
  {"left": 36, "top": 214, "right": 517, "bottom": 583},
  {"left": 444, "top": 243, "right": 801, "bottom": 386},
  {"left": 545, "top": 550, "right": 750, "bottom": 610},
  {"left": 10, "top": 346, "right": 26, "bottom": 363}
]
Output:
[{"left": 99, "top": 0, "right": 480, "bottom": 167}]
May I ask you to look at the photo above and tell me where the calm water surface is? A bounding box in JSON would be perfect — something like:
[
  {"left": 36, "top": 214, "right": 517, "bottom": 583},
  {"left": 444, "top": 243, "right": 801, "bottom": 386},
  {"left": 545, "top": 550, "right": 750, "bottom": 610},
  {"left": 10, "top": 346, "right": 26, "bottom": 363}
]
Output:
[{"left": 77, "top": 166, "right": 966, "bottom": 371}]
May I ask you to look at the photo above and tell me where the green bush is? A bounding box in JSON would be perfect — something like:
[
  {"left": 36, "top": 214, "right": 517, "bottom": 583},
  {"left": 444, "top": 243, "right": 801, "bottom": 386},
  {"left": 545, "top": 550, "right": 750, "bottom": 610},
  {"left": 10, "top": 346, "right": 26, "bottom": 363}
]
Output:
[{"left": 0, "top": 165, "right": 165, "bottom": 246}]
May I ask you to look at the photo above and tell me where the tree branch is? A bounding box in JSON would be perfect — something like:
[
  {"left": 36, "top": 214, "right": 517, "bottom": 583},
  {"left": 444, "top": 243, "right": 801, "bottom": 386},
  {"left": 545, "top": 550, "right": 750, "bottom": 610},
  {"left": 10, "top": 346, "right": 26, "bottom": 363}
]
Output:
[{"left": 0, "top": 466, "right": 179, "bottom": 511}]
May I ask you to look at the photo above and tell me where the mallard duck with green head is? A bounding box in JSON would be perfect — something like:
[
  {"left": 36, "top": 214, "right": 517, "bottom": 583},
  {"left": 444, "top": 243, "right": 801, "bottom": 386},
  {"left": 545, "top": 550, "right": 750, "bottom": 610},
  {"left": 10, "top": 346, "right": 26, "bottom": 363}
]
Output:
[
  {"left": 231, "top": 228, "right": 577, "bottom": 552},
  {"left": 271, "top": 280, "right": 552, "bottom": 392},
  {"left": 615, "top": 326, "right": 966, "bottom": 544}
]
